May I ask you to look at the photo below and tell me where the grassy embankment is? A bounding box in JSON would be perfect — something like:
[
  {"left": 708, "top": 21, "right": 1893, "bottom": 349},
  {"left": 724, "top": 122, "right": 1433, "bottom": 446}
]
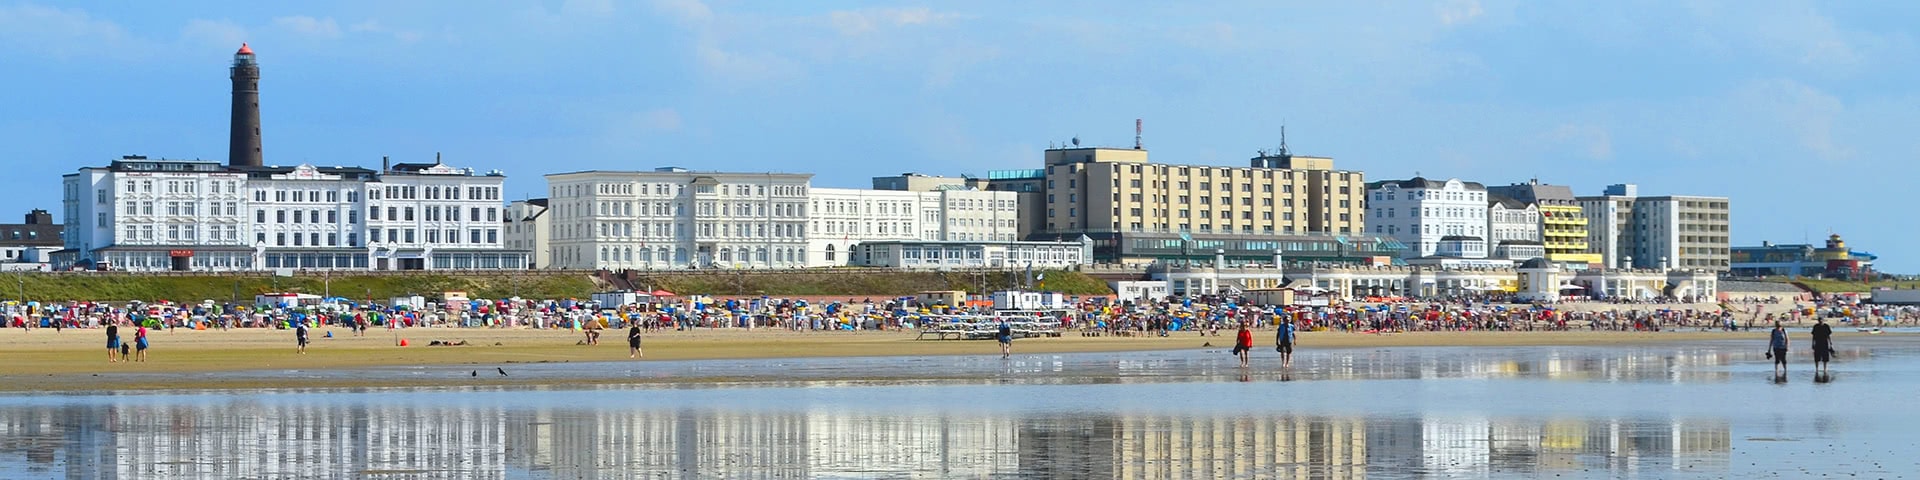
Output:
[
  {"left": 4, "top": 269, "right": 1112, "bottom": 302},
  {"left": 630, "top": 269, "right": 1112, "bottom": 298}
]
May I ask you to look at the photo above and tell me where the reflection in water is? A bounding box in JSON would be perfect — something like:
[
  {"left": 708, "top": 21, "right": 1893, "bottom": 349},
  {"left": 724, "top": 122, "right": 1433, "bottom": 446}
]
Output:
[{"left": 0, "top": 401, "right": 1730, "bottom": 479}]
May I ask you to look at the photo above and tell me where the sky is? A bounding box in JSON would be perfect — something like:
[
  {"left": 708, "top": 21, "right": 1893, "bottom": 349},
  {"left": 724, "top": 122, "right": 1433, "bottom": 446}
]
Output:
[{"left": 4, "top": 1, "right": 1918, "bottom": 271}]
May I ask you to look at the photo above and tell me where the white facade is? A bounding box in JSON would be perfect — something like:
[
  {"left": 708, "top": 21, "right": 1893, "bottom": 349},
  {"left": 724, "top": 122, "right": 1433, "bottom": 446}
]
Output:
[
  {"left": 807, "top": 188, "right": 926, "bottom": 266},
  {"left": 248, "top": 164, "right": 371, "bottom": 270},
  {"left": 1366, "top": 177, "right": 1488, "bottom": 258},
  {"left": 931, "top": 189, "right": 1021, "bottom": 242},
  {"left": 505, "top": 199, "right": 550, "bottom": 269},
  {"left": 61, "top": 158, "right": 256, "bottom": 271},
  {"left": 847, "top": 240, "right": 1090, "bottom": 269},
  {"left": 805, "top": 187, "right": 1020, "bottom": 267},
  {"left": 546, "top": 168, "right": 814, "bottom": 270},
  {"left": 1578, "top": 184, "right": 1731, "bottom": 270},
  {"left": 1486, "top": 200, "right": 1540, "bottom": 245},
  {"left": 57, "top": 156, "right": 524, "bottom": 272},
  {"left": 364, "top": 160, "right": 516, "bottom": 270}
]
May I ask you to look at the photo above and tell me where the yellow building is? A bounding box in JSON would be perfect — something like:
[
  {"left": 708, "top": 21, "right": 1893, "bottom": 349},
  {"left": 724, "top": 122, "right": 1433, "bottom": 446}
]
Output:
[{"left": 1487, "top": 181, "right": 1597, "bottom": 266}]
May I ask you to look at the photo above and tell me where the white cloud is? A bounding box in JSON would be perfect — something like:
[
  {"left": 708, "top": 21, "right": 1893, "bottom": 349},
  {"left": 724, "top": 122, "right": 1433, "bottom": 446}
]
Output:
[
  {"left": 1438, "top": 0, "right": 1483, "bottom": 26},
  {"left": 0, "top": 3, "right": 134, "bottom": 58},
  {"left": 829, "top": 7, "right": 963, "bottom": 36},
  {"left": 274, "top": 16, "right": 342, "bottom": 39}
]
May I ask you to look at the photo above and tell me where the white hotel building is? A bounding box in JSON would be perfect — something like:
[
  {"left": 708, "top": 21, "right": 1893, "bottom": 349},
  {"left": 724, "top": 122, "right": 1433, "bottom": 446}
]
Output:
[
  {"left": 58, "top": 155, "right": 525, "bottom": 271},
  {"left": 806, "top": 187, "right": 1022, "bottom": 267},
  {"left": 364, "top": 159, "right": 517, "bottom": 270},
  {"left": 545, "top": 168, "right": 814, "bottom": 270},
  {"left": 1366, "top": 177, "right": 1490, "bottom": 259}
]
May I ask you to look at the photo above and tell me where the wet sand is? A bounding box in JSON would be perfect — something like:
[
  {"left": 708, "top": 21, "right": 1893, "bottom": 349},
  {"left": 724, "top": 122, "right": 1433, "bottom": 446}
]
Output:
[
  {"left": 3, "top": 337, "right": 1917, "bottom": 479},
  {"left": 0, "top": 327, "right": 1885, "bottom": 392}
]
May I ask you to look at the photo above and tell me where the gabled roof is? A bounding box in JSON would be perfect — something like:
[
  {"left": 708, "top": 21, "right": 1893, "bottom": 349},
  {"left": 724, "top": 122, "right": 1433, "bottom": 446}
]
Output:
[{"left": 1487, "top": 194, "right": 1531, "bottom": 210}]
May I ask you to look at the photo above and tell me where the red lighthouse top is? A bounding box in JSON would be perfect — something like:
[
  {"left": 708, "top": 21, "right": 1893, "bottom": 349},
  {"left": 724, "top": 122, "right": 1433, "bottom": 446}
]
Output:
[{"left": 236, "top": 43, "right": 253, "bottom": 55}]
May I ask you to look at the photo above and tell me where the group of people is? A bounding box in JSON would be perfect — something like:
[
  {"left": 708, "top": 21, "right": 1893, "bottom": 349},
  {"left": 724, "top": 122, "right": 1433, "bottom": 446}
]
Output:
[
  {"left": 1767, "top": 317, "right": 1838, "bottom": 377},
  {"left": 1228, "top": 321, "right": 1296, "bottom": 369},
  {"left": 102, "top": 323, "right": 148, "bottom": 363}
]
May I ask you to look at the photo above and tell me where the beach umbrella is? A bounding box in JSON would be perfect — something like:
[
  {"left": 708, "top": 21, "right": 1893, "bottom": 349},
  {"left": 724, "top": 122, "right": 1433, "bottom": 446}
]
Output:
[
  {"left": 651, "top": 290, "right": 677, "bottom": 297},
  {"left": 1557, "top": 284, "right": 1585, "bottom": 291}
]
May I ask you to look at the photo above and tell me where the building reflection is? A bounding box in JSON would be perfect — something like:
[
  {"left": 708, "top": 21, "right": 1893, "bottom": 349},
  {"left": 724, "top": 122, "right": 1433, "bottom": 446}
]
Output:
[{"left": 0, "top": 399, "right": 1736, "bottom": 479}]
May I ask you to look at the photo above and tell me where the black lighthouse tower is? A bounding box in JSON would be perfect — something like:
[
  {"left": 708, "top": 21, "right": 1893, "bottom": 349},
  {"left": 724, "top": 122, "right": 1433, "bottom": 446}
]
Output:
[{"left": 228, "top": 43, "right": 262, "bottom": 167}]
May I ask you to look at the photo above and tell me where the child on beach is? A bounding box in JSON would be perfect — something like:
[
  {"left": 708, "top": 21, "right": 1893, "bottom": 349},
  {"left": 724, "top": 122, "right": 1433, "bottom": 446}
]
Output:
[{"left": 119, "top": 337, "right": 130, "bottom": 362}]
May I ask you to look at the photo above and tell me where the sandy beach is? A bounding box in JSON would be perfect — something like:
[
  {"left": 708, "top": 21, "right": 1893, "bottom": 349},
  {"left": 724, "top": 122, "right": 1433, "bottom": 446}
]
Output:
[{"left": 0, "top": 326, "right": 1875, "bottom": 392}]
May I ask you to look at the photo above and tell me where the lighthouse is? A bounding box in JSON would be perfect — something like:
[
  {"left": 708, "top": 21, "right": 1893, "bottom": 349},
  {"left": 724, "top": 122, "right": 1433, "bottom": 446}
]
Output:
[{"left": 228, "top": 43, "right": 262, "bottom": 167}]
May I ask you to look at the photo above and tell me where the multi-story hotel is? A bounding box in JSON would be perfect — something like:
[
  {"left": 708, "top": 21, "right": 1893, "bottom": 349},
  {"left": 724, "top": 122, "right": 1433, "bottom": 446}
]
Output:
[
  {"left": 244, "top": 163, "right": 373, "bottom": 270},
  {"left": 59, "top": 156, "right": 524, "bottom": 271},
  {"left": 1578, "top": 184, "right": 1731, "bottom": 270},
  {"left": 1486, "top": 195, "right": 1543, "bottom": 260},
  {"left": 61, "top": 157, "right": 253, "bottom": 271},
  {"left": 544, "top": 168, "right": 814, "bottom": 270},
  {"left": 1029, "top": 141, "right": 1393, "bottom": 265},
  {"left": 1486, "top": 180, "right": 1598, "bottom": 265},
  {"left": 1365, "top": 177, "right": 1489, "bottom": 259},
  {"left": 363, "top": 158, "right": 517, "bottom": 270},
  {"left": 802, "top": 176, "right": 1034, "bottom": 268},
  {"left": 806, "top": 187, "right": 927, "bottom": 266}
]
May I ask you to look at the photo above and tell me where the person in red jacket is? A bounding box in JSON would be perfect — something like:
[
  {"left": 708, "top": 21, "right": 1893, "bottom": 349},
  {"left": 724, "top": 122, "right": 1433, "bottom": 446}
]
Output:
[{"left": 1233, "top": 325, "right": 1253, "bottom": 368}]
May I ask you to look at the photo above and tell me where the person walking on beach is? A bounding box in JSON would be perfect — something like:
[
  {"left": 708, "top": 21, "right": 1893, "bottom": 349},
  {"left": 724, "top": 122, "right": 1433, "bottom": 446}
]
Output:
[
  {"left": 1276, "top": 319, "right": 1297, "bottom": 369},
  {"left": 1811, "top": 317, "right": 1834, "bottom": 374},
  {"left": 628, "top": 324, "right": 644, "bottom": 359},
  {"left": 295, "top": 321, "right": 310, "bottom": 354},
  {"left": 134, "top": 325, "right": 149, "bottom": 362},
  {"left": 1232, "top": 325, "right": 1253, "bottom": 368},
  {"left": 105, "top": 323, "right": 119, "bottom": 363},
  {"left": 1768, "top": 321, "right": 1789, "bottom": 375},
  {"left": 997, "top": 321, "right": 1013, "bottom": 359}
]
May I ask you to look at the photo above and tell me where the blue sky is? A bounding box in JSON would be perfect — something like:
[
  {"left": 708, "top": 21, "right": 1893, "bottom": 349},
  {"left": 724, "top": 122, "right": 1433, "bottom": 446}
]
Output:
[{"left": 4, "top": 1, "right": 1917, "bottom": 271}]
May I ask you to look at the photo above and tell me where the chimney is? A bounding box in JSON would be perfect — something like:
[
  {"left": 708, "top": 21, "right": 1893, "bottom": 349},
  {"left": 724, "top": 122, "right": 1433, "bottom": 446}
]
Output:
[{"left": 381, "top": 156, "right": 390, "bottom": 172}]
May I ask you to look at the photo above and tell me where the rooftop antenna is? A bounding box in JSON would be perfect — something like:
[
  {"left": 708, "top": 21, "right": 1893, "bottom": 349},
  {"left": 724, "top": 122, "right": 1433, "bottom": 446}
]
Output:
[
  {"left": 1071, "top": 136, "right": 1080, "bottom": 147},
  {"left": 1278, "top": 124, "right": 1290, "bottom": 156},
  {"left": 1134, "top": 119, "right": 1143, "bottom": 150}
]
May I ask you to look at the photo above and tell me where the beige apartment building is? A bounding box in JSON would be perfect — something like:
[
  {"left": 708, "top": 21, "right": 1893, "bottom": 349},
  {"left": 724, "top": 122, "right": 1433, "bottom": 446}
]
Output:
[{"left": 1030, "top": 146, "right": 1392, "bottom": 265}]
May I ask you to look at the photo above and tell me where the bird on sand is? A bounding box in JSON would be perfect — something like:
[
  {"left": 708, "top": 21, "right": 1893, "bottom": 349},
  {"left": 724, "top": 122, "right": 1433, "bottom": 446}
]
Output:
[{"left": 497, "top": 367, "right": 508, "bottom": 376}]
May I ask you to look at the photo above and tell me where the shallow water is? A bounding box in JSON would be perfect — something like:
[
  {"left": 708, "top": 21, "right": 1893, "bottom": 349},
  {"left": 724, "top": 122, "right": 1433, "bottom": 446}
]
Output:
[{"left": 2, "top": 338, "right": 1915, "bottom": 479}]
